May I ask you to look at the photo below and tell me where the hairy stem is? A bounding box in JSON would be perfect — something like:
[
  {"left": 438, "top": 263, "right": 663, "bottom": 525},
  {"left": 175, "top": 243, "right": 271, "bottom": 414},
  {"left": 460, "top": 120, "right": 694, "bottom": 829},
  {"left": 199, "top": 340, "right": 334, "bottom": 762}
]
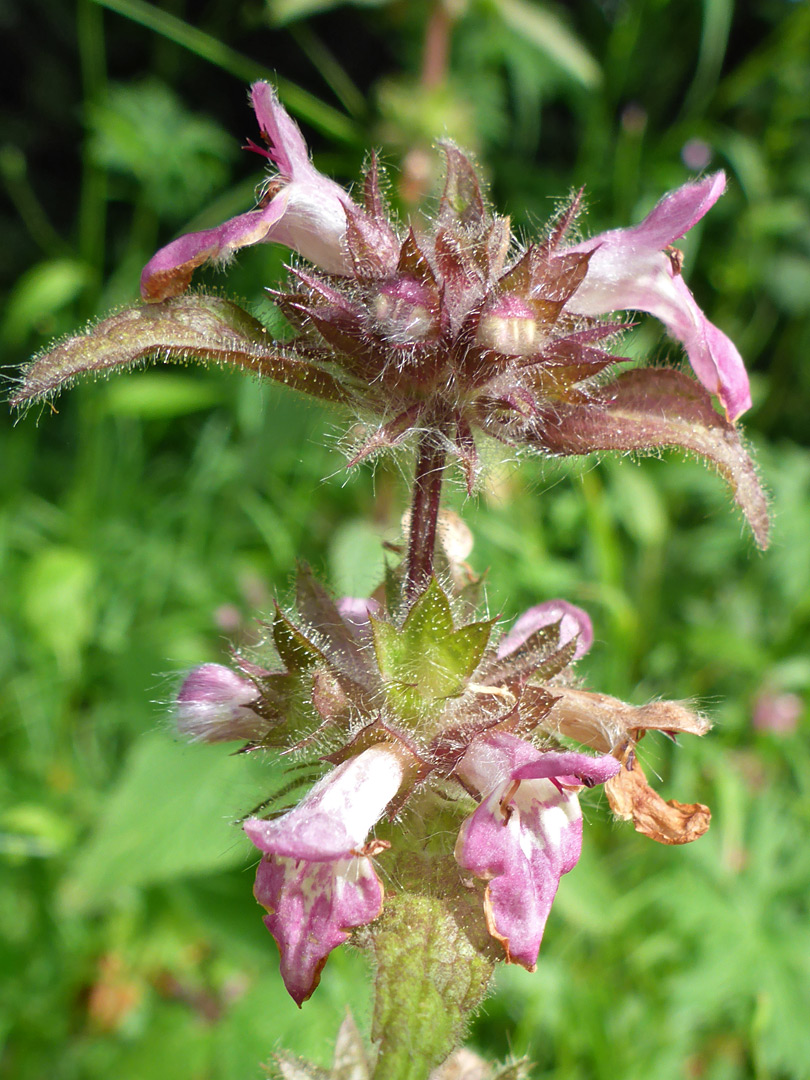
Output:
[{"left": 404, "top": 429, "right": 447, "bottom": 603}]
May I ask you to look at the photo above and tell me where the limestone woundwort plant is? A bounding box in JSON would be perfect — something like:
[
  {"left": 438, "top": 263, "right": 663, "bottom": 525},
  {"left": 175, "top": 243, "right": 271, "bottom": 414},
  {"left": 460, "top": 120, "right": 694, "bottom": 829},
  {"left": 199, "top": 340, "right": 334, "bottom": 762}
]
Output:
[{"left": 13, "top": 83, "right": 769, "bottom": 1079}]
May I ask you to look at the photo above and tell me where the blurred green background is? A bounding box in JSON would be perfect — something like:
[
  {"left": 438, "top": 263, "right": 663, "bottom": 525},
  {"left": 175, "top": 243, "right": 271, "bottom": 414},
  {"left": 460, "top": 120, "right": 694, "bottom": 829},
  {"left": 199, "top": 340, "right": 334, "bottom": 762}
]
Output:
[{"left": 2, "top": 1, "right": 809, "bottom": 1077}]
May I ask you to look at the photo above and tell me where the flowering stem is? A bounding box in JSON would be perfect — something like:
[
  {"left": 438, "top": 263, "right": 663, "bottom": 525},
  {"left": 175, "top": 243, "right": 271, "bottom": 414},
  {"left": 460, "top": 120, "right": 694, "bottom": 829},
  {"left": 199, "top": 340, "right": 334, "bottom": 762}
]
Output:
[
  {"left": 370, "top": 891, "right": 494, "bottom": 1080},
  {"left": 404, "top": 428, "right": 447, "bottom": 603}
]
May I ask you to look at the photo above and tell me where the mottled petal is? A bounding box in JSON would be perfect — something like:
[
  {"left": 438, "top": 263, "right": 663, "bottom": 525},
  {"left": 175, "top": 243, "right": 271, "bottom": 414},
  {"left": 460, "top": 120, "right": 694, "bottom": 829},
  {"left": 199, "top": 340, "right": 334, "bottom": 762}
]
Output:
[
  {"left": 141, "top": 82, "right": 356, "bottom": 300},
  {"left": 175, "top": 662, "right": 265, "bottom": 743},
  {"left": 498, "top": 600, "right": 593, "bottom": 661},
  {"left": 245, "top": 744, "right": 402, "bottom": 1004},
  {"left": 454, "top": 774, "right": 583, "bottom": 969},
  {"left": 254, "top": 850, "right": 384, "bottom": 1005},
  {"left": 570, "top": 173, "right": 751, "bottom": 420},
  {"left": 244, "top": 744, "right": 404, "bottom": 860},
  {"left": 455, "top": 734, "right": 619, "bottom": 968}
]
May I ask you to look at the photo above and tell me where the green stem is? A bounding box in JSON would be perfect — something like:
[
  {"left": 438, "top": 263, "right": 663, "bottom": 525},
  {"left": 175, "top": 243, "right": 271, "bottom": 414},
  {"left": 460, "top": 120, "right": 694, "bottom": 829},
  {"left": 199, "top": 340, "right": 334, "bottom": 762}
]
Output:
[{"left": 370, "top": 892, "right": 494, "bottom": 1080}]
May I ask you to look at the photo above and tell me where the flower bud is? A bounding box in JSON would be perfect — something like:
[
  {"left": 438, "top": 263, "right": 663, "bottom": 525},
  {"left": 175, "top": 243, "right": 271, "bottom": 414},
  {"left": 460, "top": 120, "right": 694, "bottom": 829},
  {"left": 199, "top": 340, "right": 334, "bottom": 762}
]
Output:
[
  {"left": 476, "top": 295, "right": 541, "bottom": 356},
  {"left": 373, "top": 278, "right": 439, "bottom": 345},
  {"left": 175, "top": 663, "right": 266, "bottom": 743}
]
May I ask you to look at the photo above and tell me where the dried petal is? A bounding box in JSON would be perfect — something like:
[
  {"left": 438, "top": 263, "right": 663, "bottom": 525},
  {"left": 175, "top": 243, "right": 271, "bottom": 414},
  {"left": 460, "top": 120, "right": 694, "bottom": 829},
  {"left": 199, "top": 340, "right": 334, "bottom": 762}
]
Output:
[
  {"left": 548, "top": 685, "right": 710, "bottom": 754},
  {"left": 606, "top": 753, "right": 711, "bottom": 844}
]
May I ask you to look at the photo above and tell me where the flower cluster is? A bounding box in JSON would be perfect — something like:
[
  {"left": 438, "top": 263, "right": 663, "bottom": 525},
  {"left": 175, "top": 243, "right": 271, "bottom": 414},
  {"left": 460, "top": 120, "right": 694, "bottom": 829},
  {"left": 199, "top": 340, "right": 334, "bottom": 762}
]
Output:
[
  {"left": 12, "top": 82, "right": 767, "bottom": 547},
  {"left": 143, "top": 82, "right": 750, "bottom": 427},
  {"left": 177, "top": 558, "right": 710, "bottom": 1005},
  {"left": 137, "top": 84, "right": 755, "bottom": 503}
]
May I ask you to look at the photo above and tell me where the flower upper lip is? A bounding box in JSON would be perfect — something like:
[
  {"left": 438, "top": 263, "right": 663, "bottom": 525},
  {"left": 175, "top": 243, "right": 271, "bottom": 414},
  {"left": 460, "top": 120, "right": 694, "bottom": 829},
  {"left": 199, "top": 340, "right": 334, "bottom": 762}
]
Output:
[
  {"left": 567, "top": 172, "right": 751, "bottom": 421},
  {"left": 140, "top": 82, "right": 360, "bottom": 301}
]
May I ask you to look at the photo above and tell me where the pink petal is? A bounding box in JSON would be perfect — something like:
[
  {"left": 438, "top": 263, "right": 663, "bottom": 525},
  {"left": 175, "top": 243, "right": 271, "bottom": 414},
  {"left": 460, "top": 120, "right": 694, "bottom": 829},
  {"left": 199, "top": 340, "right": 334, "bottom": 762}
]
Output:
[
  {"left": 250, "top": 81, "right": 311, "bottom": 177},
  {"left": 141, "top": 82, "right": 356, "bottom": 301},
  {"left": 175, "top": 662, "right": 264, "bottom": 742},
  {"left": 245, "top": 744, "right": 402, "bottom": 1004},
  {"left": 336, "top": 596, "right": 382, "bottom": 635},
  {"left": 254, "top": 851, "right": 383, "bottom": 1005},
  {"left": 244, "top": 744, "right": 404, "bottom": 860},
  {"left": 455, "top": 734, "right": 619, "bottom": 968},
  {"left": 456, "top": 731, "right": 618, "bottom": 792},
  {"left": 583, "top": 172, "right": 727, "bottom": 253},
  {"left": 498, "top": 600, "right": 594, "bottom": 661},
  {"left": 569, "top": 172, "right": 751, "bottom": 421},
  {"left": 454, "top": 775, "right": 583, "bottom": 970}
]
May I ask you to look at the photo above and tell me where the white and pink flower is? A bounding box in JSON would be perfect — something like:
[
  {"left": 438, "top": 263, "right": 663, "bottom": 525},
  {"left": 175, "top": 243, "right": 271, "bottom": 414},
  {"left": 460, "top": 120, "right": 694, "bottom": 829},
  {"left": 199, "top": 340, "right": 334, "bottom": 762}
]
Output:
[
  {"left": 140, "top": 82, "right": 359, "bottom": 300},
  {"left": 569, "top": 173, "right": 750, "bottom": 420}
]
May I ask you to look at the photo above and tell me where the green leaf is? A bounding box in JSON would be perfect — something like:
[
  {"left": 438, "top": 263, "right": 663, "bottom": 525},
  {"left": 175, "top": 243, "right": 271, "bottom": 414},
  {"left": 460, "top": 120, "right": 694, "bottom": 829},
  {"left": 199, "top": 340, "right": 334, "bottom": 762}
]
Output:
[
  {"left": 491, "top": 0, "right": 601, "bottom": 88},
  {"left": 2, "top": 258, "right": 92, "bottom": 345},
  {"left": 12, "top": 295, "right": 348, "bottom": 409},
  {"left": 102, "top": 373, "right": 224, "bottom": 417},
  {"left": 63, "top": 732, "right": 282, "bottom": 909},
  {"left": 328, "top": 520, "right": 386, "bottom": 597},
  {"left": 371, "top": 579, "right": 492, "bottom": 722},
  {"left": 532, "top": 368, "right": 770, "bottom": 549},
  {"left": 272, "top": 604, "right": 326, "bottom": 672},
  {"left": 21, "top": 546, "right": 96, "bottom": 678}
]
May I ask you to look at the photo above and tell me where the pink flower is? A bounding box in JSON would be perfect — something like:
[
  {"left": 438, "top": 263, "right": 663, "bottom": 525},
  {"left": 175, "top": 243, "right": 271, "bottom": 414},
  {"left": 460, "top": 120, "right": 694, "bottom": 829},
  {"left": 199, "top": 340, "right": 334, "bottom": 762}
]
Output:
[
  {"left": 454, "top": 733, "right": 619, "bottom": 969},
  {"left": 235, "top": 591, "right": 698, "bottom": 1001},
  {"left": 175, "top": 662, "right": 266, "bottom": 742},
  {"left": 498, "top": 599, "right": 593, "bottom": 662},
  {"left": 243, "top": 745, "right": 405, "bottom": 1005},
  {"left": 569, "top": 173, "right": 751, "bottom": 421},
  {"left": 140, "top": 82, "right": 358, "bottom": 301}
]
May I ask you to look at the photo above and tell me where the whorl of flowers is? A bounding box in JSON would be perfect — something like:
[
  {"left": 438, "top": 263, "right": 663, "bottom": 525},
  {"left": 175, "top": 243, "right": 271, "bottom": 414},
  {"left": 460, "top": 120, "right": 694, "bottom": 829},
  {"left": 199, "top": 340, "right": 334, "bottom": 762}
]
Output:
[
  {"left": 11, "top": 82, "right": 768, "bottom": 546},
  {"left": 176, "top": 547, "right": 711, "bottom": 1006}
]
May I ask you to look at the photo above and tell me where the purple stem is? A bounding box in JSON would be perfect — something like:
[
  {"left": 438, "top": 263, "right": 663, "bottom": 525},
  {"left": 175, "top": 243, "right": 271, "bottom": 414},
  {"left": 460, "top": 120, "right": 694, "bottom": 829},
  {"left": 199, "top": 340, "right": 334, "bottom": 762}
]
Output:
[{"left": 404, "top": 429, "right": 447, "bottom": 604}]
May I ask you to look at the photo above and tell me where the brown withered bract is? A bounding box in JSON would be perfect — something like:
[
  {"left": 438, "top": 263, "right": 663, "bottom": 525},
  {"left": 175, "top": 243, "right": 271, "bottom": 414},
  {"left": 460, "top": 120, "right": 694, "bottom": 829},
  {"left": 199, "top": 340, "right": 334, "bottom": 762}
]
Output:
[{"left": 547, "top": 685, "right": 711, "bottom": 843}]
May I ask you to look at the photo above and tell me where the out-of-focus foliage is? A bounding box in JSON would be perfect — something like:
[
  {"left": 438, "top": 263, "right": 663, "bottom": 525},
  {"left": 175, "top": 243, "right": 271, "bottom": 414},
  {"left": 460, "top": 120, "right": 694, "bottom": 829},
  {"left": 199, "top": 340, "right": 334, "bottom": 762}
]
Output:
[{"left": 1, "top": 1, "right": 808, "bottom": 1078}]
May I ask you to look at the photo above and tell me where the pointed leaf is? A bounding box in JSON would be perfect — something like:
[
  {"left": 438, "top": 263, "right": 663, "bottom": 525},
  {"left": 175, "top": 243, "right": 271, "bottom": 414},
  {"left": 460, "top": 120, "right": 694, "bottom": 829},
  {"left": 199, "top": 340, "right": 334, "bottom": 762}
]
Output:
[
  {"left": 344, "top": 201, "right": 399, "bottom": 280},
  {"left": 363, "top": 152, "right": 386, "bottom": 220},
  {"left": 402, "top": 576, "right": 455, "bottom": 639},
  {"left": 531, "top": 368, "right": 770, "bottom": 548},
  {"left": 438, "top": 144, "right": 487, "bottom": 229},
  {"left": 396, "top": 227, "right": 438, "bottom": 286},
  {"left": 347, "top": 404, "right": 424, "bottom": 468},
  {"left": 272, "top": 604, "right": 325, "bottom": 672},
  {"left": 372, "top": 580, "right": 493, "bottom": 720},
  {"left": 12, "top": 295, "right": 348, "bottom": 408},
  {"left": 295, "top": 566, "right": 370, "bottom": 683}
]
